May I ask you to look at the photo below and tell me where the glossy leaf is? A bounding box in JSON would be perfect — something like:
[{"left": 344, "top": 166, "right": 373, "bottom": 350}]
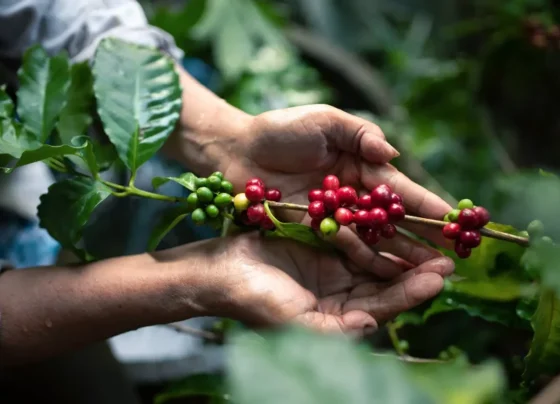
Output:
[
  {"left": 0, "top": 120, "right": 41, "bottom": 159},
  {"left": 443, "top": 277, "right": 537, "bottom": 301},
  {"left": 37, "top": 177, "right": 112, "bottom": 259},
  {"left": 93, "top": 38, "right": 182, "bottom": 173},
  {"left": 17, "top": 45, "right": 70, "bottom": 142},
  {"left": 147, "top": 205, "right": 190, "bottom": 251},
  {"left": 154, "top": 374, "right": 228, "bottom": 404},
  {"left": 152, "top": 172, "right": 198, "bottom": 192},
  {"left": 0, "top": 86, "right": 14, "bottom": 119}
]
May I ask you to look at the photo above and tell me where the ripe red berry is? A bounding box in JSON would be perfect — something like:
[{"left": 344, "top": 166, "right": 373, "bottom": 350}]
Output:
[
  {"left": 246, "top": 177, "right": 265, "bottom": 189},
  {"left": 361, "top": 228, "right": 381, "bottom": 246},
  {"left": 356, "top": 225, "right": 370, "bottom": 238},
  {"left": 354, "top": 210, "right": 371, "bottom": 226},
  {"left": 459, "top": 230, "right": 481, "bottom": 248},
  {"left": 442, "top": 223, "right": 461, "bottom": 240},
  {"left": 387, "top": 203, "right": 405, "bottom": 222},
  {"left": 310, "top": 218, "right": 322, "bottom": 230},
  {"left": 381, "top": 224, "right": 397, "bottom": 239},
  {"left": 260, "top": 215, "right": 275, "bottom": 230},
  {"left": 322, "top": 175, "right": 340, "bottom": 191},
  {"left": 370, "top": 207, "right": 389, "bottom": 228},
  {"left": 323, "top": 190, "right": 340, "bottom": 212},
  {"left": 357, "top": 194, "right": 373, "bottom": 210},
  {"left": 454, "top": 242, "right": 472, "bottom": 259},
  {"left": 308, "top": 189, "right": 324, "bottom": 202},
  {"left": 245, "top": 184, "right": 265, "bottom": 203},
  {"left": 473, "top": 206, "right": 490, "bottom": 228},
  {"left": 371, "top": 184, "right": 392, "bottom": 207},
  {"left": 458, "top": 208, "right": 479, "bottom": 230},
  {"left": 334, "top": 208, "right": 353, "bottom": 226},
  {"left": 308, "top": 201, "right": 326, "bottom": 219},
  {"left": 247, "top": 203, "right": 265, "bottom": 224},
  {"left": 391, "top": 193, "right": 403, "bottom": 204},
  {"left": 337, "top": 186, "right": 358, "bottom": 207},
  {"left": 265, "top": 188, "right": 282, "bottom": 202}
]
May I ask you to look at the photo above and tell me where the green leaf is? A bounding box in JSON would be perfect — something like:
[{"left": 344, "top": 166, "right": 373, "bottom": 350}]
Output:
[
  {"left": 539, "top": 169, "right": 558, "bottom": 179},
  {"left": 0, "top": 120, "right": 41, "bottom": 159},
  {"left": 443, "top": 277, "right": 537, "bottom": 301},
  {"left": 37, "top": 177, "right": 112, "bottom": 259},
  {"left": 263, "top": 202, "right": 331, "bottom": 250},
  {"left": 93, "top": 38, "right": 182, "bottom": 174},
  {"left": 152, "top": 172, "right": 197, "bottom": 192},
  {"left": 148, "top": 205, "right": 190, "bottom": 251},
  {"left": 0, "top": 86, "right": 14, "bottom": 119},
  {"left": 57, "top": 62, "right": 94, "bottom": 143},
  {"left": 17, "top": 45, "right": 70, "bottom": 142},
  {"left": 523, "top": 288, "right": 560, "bottom": 382},
  {"left": 154, "top": 374, "right": 228, "bottom": 404}
]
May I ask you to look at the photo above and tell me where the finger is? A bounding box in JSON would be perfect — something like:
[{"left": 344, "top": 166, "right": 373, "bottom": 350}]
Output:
[
  {"left": 376, "top": 231, "right": 444, "bottom": 266},
  {"left": 293, "top": 310, "right": 377, "bottom": 336},
  {"left": 343, "top": 272, "right": 444, "bottom": 322}
]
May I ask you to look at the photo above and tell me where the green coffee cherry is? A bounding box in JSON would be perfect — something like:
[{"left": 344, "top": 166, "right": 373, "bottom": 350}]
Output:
[
  {"left": 443, "top": 213, "right": 451, "bottom": 222},
  {"left": 196, "top": 187, "right": 214, "bottom": 203},
  {"left": 205, "top": 204, "right": 220, "bottom": 218},
  {"left": 398, "top": 340, "right": 409, "bottom": 351},
  {"left": 214, "top": 193, "right": 233, "bottom": 208},
  {"left": 527, "top": 220, "right": 544, "bottom": 239},
  {"left": 211, "top": 171, "right": 224, "bottom": 180},
  {"left": 191, "top": 208, "right": 206, "bottom": 225},
  {"left": 221, "top": 180, "right": 234, "bottom": 194},
  {"left": 208, "top": 175, "right": 222, "bottom": 191},
  {"left": 233, "top": 193, "right": 250, "bottom": 212},
  {"left": 541, "top": 236, "right": 553, "bottom": 245},
  {"left": 518, "top": 230, "right": 529, "bottom": 238},
  {"left": 186, "top": 193, "right": 199, "bottom": 211},
  {"left": 320, "top": 217, "right": 339, "bottom": 238},
  {"left": 457, "top": 199, "right": 474, "bottom": 210},
  {"left": 195, "top": 177, "right": 208, "bottom": 189},
  {"left": 448, "top": 209, "right": 461, "bottom": 222}
]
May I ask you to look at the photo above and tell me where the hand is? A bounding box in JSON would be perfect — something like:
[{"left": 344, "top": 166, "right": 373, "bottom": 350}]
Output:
[{"left": 191, "top": 233, "right": 454, "bottom": 337}]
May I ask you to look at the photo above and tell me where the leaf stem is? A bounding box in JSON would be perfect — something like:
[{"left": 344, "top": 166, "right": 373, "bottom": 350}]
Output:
[
  {"left": 100, "top": 179, "right": 184, "bottom": 202},
  {"left": 266, "top": 201, "right": 530, "bottom": 247},
  {"left": 387, "top": 321, "right": 406, "bottom": 356}
]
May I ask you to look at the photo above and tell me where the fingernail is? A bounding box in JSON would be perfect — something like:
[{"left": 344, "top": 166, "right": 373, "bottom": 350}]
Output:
[{"left": 387, "top": 142, "right": 400, "bottom": 157}]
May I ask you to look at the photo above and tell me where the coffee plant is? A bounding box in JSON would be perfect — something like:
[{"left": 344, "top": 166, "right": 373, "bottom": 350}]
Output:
[{"left": 2, "top": 38, "right": 560, "bottom": 403}]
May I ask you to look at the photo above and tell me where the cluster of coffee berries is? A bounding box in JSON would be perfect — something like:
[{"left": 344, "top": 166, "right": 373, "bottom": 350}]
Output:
[
  {"left": 523, "top": 17, "right": 560, "bottom": 50},
  {"left": 442, "top": 199, "right": 490, "bottom": 259},
  {"left": 307, "top": 175, "right": 406, "bottom": 244},
  {"left": 233, "top": 177, "right": 282, "bottom": 230},
  {"left": 188, "top": 172, "right": 234, "bottom": 228}
]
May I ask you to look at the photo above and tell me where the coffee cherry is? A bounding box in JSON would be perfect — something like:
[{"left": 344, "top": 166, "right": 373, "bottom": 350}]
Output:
[
  {"left": 541, "top": 236, "right": 554, "bottom": 245},
  {"left": 334, "top": 208, "right": 353, "bottom": 226},
  {"left": 323, "top": 175, "right": 340, "bottom": 191},
  {"left": 195, "top": 177, "right": 208, "bottom": 189},
  {"left": 245, "top": 184, "right": 265, "bottom": 203},
  {"left": 196, "top": 187, "right": 214, "bottom": 203},
  {"left": 371, "top": 184, "right": 392, "bottom": 207},
  {"left": 442, "top": 223, "right": 461, "bottom": 240},
  {"left": 323, "top": 190, "right": 340, "bottom": 212},
  {"left": 260, "top": 215, "right": 275, "bottom": 230},
  {"left": 247, "top": 203, "right": 265, "bottom": 224},
  {"left": 448, "top": 209, "right": 461, "bottom": 222},
  {"left": 361, "top": 228, "right": 381, "bottom": 246},
  {"left": 220, "top": 180, "right": 234, "bottom": 194},
  {"left": 391, "top": 193, "right": 403, "bottom": 204},
  {"left": 527, "top": 220, "right": 544, "bottom": 239},
  {"left": 387, "top": 203, "right": 405, "bottom": 222},
  {"left": 458, "top": 208, "right": 478, "bottom": 229},
  {"left": 337, "top": 186, "right": 358, "bottom": 207},
  {"left": 454, "top": 242, "right": 472, "bottom": 259},
  {"left": 308, "top": 189, "right": 324, "bottom": 202},
  {"left": 381, "top": 224, "right": 397, "bottom": 239},
  {"left": 354, "top": 210, "right": 371, "bottom": 227},
  {"left": 214, "top": 193, "right": 233, "bottom": 208},
  {"left": 211, "top": 171, "right": 224, "bottom": 180},
  {"left": 356, "top": 226, "right": 370, "bottom": 238},
  {"left": 473, "top": 206, "right": 490, "bottom": 227},
  {"left": 308, "top": 201, "right": 326, "bottom": 219},
  {"left": 246, "top": 177, "right": 265, "bottom": 188},
  {"left": 443, "top": 214, "right": 451, "bottom": 222},
  {"left": 191, "top": 208, "right": 206, "bottom": 225},
  {"left": 239, "top": 211, "right": 253, "bottom": 226},
  {"left": 205, "top": 204, "right": 220, "bottom": 218},
  {"left": 310, "top": 218, "right": 322, "bottom": 230},
  {"left": 457, "top": 199, "right": 474, "bottom": 210},
  {"left": 186, "top": 193, "right": 199, "bottom": 211},
  {"left": 208, "top": 175, "right": 222, "bottom": 191},
  {"left": 233, "top": 193, "right": 250, "bottom": 212},
  {"left": 357, "top": 194, "right": 373, "bottom": 210},
  {"left": 459, "top": 230, "right": 481, "bottom": 248},
  {"left": 265, "top": 188, "right": 282, "bottom": 202},
  {"left": 320, "top": 217, "right": 340, "bottom": 238},
  {"left": 370, "top": 207, "right": 389, "bottom": 228}
]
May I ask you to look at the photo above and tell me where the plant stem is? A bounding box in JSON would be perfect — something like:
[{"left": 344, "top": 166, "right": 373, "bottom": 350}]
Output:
[
  {"left": 100, "top": 179, "right": 185, "bottom": 203},
  {"left": 266, "top": 201, "right": 530, "bottom": 247},
  {"left": 387, "top": 321, "right": 406, "bottom": 356}
]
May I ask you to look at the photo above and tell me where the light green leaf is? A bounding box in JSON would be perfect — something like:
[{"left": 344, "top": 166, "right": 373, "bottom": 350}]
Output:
[
  {"left": 0, "top": 86, "right": 14, "bottom": 119},
  {"left": 17, "top": 45, "right": 70, "bottom": 142},
  {"left": 154, "top": 374, "right": 228, "bottom": 404},
  {"left": 444, "top": 277, "right": 537, "bottom": 301},
  {"left": 93, "top": 38, "right": 182, "bottom": 173},
  {"left": 57, "top": 62, "right": 94, "bottom": 143},
  {"left": 152, "top": 172, "right": 198, "bottom": 191},
  {"left": 0, "top": 120, "right": 41, "bottom": 159},
  {"left": 148, "top": 205, "right": 190, "bottom": 251},
  {"left": 37, "top": 177, "right": 112, "bottom": 259}
]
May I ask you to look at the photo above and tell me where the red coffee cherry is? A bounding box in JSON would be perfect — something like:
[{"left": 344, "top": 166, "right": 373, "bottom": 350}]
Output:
[
  {"left": 459, "top": 230, "right": 481, "bottom": 248},
  {"left": 354, "top": 210, "right": 371, "bottom": 227},
  {"left": 356, "top": 225, "right": 370, "bottom": 238},
  {"left": 371, "top": 184, "right": 392, "bottom": 207},
  {"left": 265, "top": 188, "right": 282, "bottom": 202},
  {"left": 442, "top": 223, "right": 461, "bottom": 240},
  {"left": 247, "top": 203, "right": 265, "bottom": 224},
  {"left": 310, "top": 218, "right": 322, "bottom": 230},
  {"left": 357, "top": 194, "right": 373, "bottom": 210},
  {"left": 391, "top": 193, "right": 403, "bottom": 204},
  {"left": 337, "top": 186, "right": 358, "bottom": 207},
  {"left": 334, "top": 208, "right": 353, "bottom": 226},
  {"left": 458, "top": 208, "right": 478, "bottom": 229},
  {"left": 323, "top": 175, "right": 340, "bottom": 191},
  {"left": 246, "top": 177, "right": 265, "bottom": 189},
  {"left": 245, "top": 184, "right": 265, "bottom": 203},
  {"left": 308, "top": 201, "right": 326, "bottom": 219},
  {"left": 387, "top": 203, "right": 405, "bottom": 222},
  {"left": 260, "top": 215, "right": 275, "bottom": 230},
  {"left": 381, "top": 224, "right": 397, "bottom": 239},
  {"left": 323, "top": 190, "right": 340, "bottom": 212},
  {"left": 308, "top": 189, "right": 324, "bottom": 202},
  {"left": 361, "top": 228, "right": 381, "bottom": 246},
  {"left": 454, "top": 242, "right": 472, "bottom": 259},
  {"left": 473, "top": 206, "right": 490, "bottom": 228},
  {"left": 370, "top": 207, "right": 389, "bottom": 228}
]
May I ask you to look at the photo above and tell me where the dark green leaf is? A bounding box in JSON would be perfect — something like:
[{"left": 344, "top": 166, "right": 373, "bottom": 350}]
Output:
[
  {"left": 93, "top": 38, "right": 182, "bottom": 173},
  {"left": 57, "top": 62, "right": 94, "bottom": 143},
  {"left": 37, "top": 177, "right": 112, "bottom": 259},
  {"left": 154, "top": 374, "right": 227, "bottom": 404},
  {"left": 152, "top": 172, "right": 198, "bottom": 192},
  {"left": 147, "top": 205, "right": 190, "bottom": 251},
  {"left": 0, "top": 86, "right": 14, "bottom": 119},
  {"left": 0, "top": 120, "right": 41, "bottom": 159},
  {"left": 17, "top": 45, "right": 70, "bottom": 142}
]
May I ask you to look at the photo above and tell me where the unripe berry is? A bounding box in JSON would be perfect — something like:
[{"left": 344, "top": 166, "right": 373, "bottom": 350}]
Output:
[
  {"left": 473, "top": 206, "right": 490, "bottom": 227},
  {"left": 196, "top": 187, "right": 214, "bottom": 203},
  {"left": 191, "top": 208, "right": 206, "bottom": 225},
  {"left": 334, "top": 208, "right": 353, "bottom": 226},
  {"left": 310, "top": 218, "right": 322, "bottom": 230},
  {"left": 245, "top": 184, "right": 265, "bottom": 203},
  {"left": 220, "top": 180, "right": 234, "bottom": 194},
  {"left": 391, "top": 193, "right": 403, "bottom": 204},
  {"left": 265, "top": 188, "right": 282, "bottom": 202},
  {"left": 323, "top": 190, "right": 340, "bottom": 212},
  {"left": 458, "top": 208, "right": 478, "bottom": 229},
  {"left": 354, "top": 210, "right": 371, "bottom": 227},
  {"left": 457, "top": 199, "right": 474, "bottom": 210},
  {"left": 387, "top": 203, "right": 405, "bottom": 222},
  {"left": 371, "top": 184, "right": 392, "bottom": 207},
  {"left": 308, "top": 189, "right": 324, "bottom": 203},
  {"left": 442, "top": 223, "right": 461, "bottom": 240},
  {"left": 443, "top": 214, "right": 451, "bottom": 222},
  {"left": 320, "top": 217, "right": 339, "bottom": 238},
  {"left": 233, "top": 193, "right": 250, "bottom": 212},
  {"left": 381, "top": 224, "right": 397, "bottom": 239},
  {"left": 195, "top": 177, "right": 208, "bottom": 189},
  {"left": 308, "top": 201, "right": 326, "bottom": 219},
  {"left": 186, "top": 193, "right": 199, "bottom": 211},
  {"left": 247, "top": 203, "right": 265, "bottom": 224},
  {"left": 361, "top": 228, "right": 381, "bottom": 245},
  {"left": 357, "top": 194, "right": 373, "bottom": 210},
  {"left": 211, "top": 171, "right": 224, "bottom": 180},
  {"left": 246, "top": 177, "right": 265, "bottom": 188},
  {"left": 337, "top": 186, "right": 358, "bottom": 207},
  {"left": 214, "top": 193, "right": 233, "bottom": 208},
  {"left": 205, "top": 204, "right": 220, "bottom": 218},
  {"left": 454, "top": 242, "right": 472, "bottom": 259},
  {"left": 260, "top": 215, "right": 275, "bottom": 230},
  {"left": 207, "top": 175, "right": 222, "bottom": 191},
  {"left": 322, "top": 175, "right": 340, "bottom": 191},
  {"left": 459, "top": 230, "right": 481, "bottom": 248},
  {"left": 448, "top": 209, "right": 461, "bottom": 222},
  {"left": 370, "top": 207, "right": 389, "bottom": 228},
  {"left": 527, "top": 220, "right": 544, "bottom": 239}
]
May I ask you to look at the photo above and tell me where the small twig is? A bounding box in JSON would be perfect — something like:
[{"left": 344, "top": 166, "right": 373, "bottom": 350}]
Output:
[
  {"left": 386, "top": 321, "right": 406, "bottom": 356},
  {"left": 266, "top": 201, "right": 530, "bottom": 247},
  {"left": 371, "top": 352, "right": 447, "bottom": 364},
  {"left": 164, "top": 323, "right": 222, "bottom": 342}
]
